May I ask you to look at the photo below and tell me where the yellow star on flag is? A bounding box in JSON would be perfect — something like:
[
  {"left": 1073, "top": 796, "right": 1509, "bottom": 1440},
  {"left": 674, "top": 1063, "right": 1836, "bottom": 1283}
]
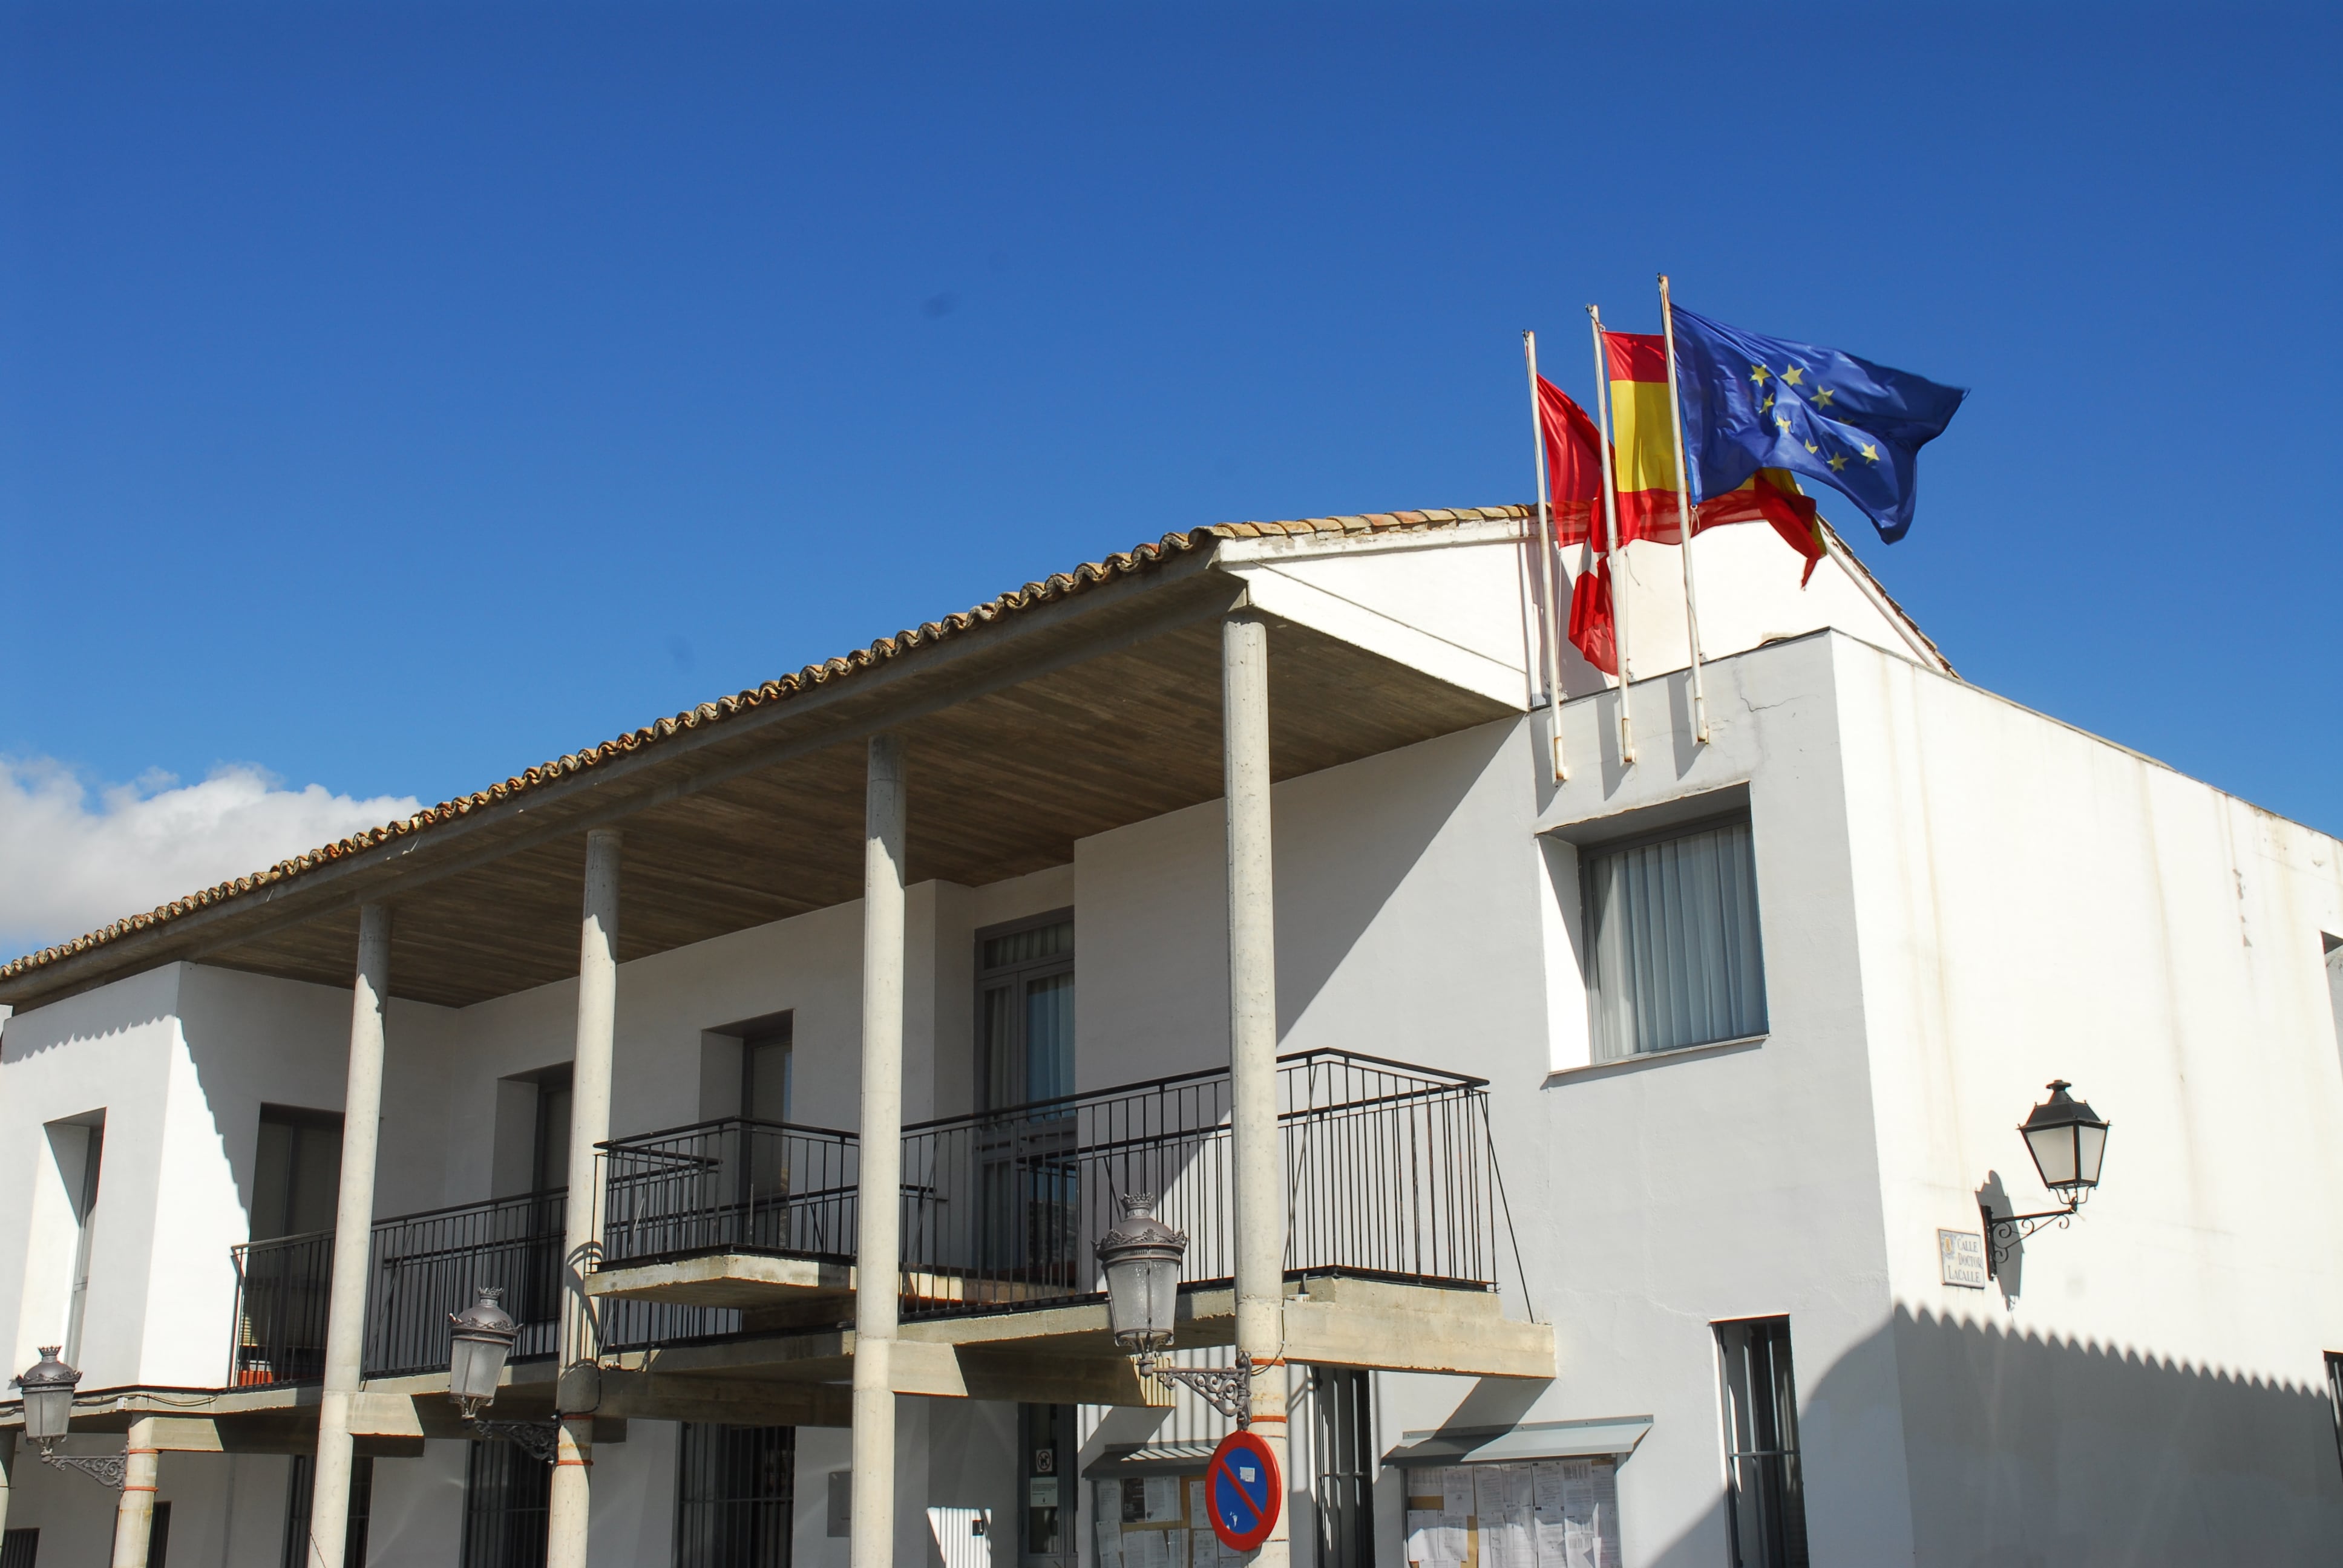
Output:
[
  {"left": 1828, "top": 452, "right": 1848, "bottom": 471},
  {"left": 1781, "top": 366, "right": 1805, "bottom": 386},
  {"left": 1760, "top": 394, "right": 1774, "bottom": 411},
  {"left": 1749, "top": 364, "right": 1772, "bottom": 386},
  {"left": 1859, "top": 442, "right": 1879, "bottom": 463},
  {"left": 1804, "top": 440, "right": 1820, "bottom": 454},
  {"left": 1775, "top": 414, "right": 1793, "bottom": 433},
  {"left": 1814, "top": 387, "right": 1835, "bottom": 407}
]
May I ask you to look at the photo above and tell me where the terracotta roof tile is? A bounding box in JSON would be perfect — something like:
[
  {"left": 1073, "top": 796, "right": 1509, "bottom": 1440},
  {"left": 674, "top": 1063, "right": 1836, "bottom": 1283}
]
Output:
[{"left": 0, "top": 507, "right": 1538, "bottom": 986}]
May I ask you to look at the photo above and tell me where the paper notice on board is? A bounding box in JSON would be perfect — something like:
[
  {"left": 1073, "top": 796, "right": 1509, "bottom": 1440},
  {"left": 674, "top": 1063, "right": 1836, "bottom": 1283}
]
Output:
[
  {"left": 1124, "top": 1527, "right": 1168, "bottom": 1568},
  {"left": 1486, "top": 1506, "right": 1536, "bottom": 1568},
  {"left": 1530, "top": 1461, "right": 1565, "bottom": 1514},
  {"left": 1441, "top": 1466, "right": 1476, "bottom": 1516},
  {"left": 1407, "top": 1509, "right": 1440, "bottom": 1564},
  {"left": 1143, "top": 1476, "right": 1183, "bottom": 1523},
  {"left": 1167, "top": 1527, "right": 1193, "bottom": 1568}
]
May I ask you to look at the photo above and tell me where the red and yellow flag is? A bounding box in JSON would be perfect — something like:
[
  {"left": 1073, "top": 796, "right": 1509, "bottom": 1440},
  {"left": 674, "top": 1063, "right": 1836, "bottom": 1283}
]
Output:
[{"left": 1605, "top": 332, "right": 1827, "bottom": 581}]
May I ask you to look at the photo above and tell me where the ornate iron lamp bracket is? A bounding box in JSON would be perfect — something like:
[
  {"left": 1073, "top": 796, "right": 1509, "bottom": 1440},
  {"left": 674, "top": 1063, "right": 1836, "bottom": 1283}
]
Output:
[
  {"left": 1135, "top": 1351, "right": 1259, "bottom": 1427},
  {"left": 465, "top": 1416, "right": 562, "bottom": 1465},
  {"left": 38, "top": 1446, "right": 129, "bottom": 1488},
  {"left": 1980, "top": 1200, "right": 2080, "bottom": 1277}
]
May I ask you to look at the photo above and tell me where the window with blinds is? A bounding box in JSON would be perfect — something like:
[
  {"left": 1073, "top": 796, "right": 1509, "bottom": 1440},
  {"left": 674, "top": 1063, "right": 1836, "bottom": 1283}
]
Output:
[{"left": 1582, "top": 814, "right": 1768, "bottom": 1062}]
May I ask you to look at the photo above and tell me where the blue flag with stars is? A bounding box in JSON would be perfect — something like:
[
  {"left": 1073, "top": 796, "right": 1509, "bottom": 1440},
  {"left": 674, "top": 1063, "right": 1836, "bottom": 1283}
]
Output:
[{"left": 1670, "top": 305, "right": 1966, "bottom": 543}]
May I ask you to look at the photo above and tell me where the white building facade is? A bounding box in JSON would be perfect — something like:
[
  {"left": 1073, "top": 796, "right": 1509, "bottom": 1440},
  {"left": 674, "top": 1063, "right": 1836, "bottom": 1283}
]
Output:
[{"left": 2, "top": 506, "right": 2339, "bottom": 1568}]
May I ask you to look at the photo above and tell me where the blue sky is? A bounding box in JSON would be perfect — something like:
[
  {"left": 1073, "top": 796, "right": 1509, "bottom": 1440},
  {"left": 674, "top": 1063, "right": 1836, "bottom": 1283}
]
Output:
[{"left": 1, "top": 3, "right": 2336, "bottom": 947}]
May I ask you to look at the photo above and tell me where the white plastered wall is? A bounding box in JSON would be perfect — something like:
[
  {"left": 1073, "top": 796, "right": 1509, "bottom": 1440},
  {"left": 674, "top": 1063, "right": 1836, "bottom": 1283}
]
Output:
[{"left": 1834, "top": 635, "right": 2343, "bottom": 1563}]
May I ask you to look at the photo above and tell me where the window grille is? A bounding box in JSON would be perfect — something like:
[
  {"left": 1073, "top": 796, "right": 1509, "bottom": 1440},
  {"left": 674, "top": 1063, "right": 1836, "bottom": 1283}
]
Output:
[
  {"left": 1312, "top": 1367, "right": 1375, "bottom": 1568},
  {"left": 1716, "top": 1317, "right": 1809, "bottom": 1568},
  {"left": 676, "top": 1424, "right": 796, "bottom": 1568},
  {"left": 462, "top": 1438, "right": 551, "bottom": 1568},
  {"left": 283, "top": 1453, "right": 372, "bottom": 1568},
  {"left": 0, "top": 1529, "right": 38, "bottom": 1568}
]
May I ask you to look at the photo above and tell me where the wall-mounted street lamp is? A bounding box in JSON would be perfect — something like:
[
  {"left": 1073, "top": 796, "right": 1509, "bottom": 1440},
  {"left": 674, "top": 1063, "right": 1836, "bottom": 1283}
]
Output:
[
  {"left": 1096, "top": 1193, "right": 1262, "bottom": 1426},
  {"left": 9, "top": 1348, "right": 127, "bottom": 1487},
  {"left": 447, "top": 1287, "right": 559, "bottom": 1463},
  {"left": 1981, "top": 1080, "right": 2112, "bottom": 1277}
]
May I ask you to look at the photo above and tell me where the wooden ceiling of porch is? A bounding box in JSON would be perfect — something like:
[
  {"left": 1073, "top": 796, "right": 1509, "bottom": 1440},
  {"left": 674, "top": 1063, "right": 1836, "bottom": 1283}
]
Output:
[{"left": 188, "top": 596, "right": 1515, "bottom": 1009}]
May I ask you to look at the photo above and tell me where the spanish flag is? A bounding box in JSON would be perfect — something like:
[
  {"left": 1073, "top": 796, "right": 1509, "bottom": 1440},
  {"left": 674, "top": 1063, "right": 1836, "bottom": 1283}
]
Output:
[{"left": 1606, "top": 332, "right": 1827, "bottom": 582}]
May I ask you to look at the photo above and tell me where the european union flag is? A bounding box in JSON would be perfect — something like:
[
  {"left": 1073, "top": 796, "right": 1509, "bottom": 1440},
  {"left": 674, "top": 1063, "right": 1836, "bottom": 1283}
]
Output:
[{"left": 1670, "top": 305, "right": 1966, "bottom": 543}]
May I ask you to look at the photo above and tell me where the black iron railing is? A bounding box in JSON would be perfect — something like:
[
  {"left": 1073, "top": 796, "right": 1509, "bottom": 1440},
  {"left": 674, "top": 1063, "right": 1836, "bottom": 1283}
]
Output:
[
  {"left": 228, "top": 1186, "right": 733, "bottom": 1387},
  {"left": 895, "top": 1048, "right": 1500, "bottom": 1318},
  {"left": 596, "top": 1119, "right": 860, "bottom": 1268},
  {"left": 228, "top": 1230, "right": 335, "bottom": 1387},
  {"left": 362, "top": 1189, "right": 570, "bottom": 1378}
]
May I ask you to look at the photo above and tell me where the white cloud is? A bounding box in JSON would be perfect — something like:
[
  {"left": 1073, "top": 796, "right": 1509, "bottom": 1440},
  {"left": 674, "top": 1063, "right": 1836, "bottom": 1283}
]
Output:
[{"left": 0, "top": 758, "right": 421, "bottom": 959}]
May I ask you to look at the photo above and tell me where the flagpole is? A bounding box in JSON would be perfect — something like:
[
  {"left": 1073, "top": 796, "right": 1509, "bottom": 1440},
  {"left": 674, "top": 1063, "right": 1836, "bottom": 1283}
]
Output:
[
  {"left": 1522, "top": 332, "right": 1568, "bottom": 783},
  {"left": 1585, "top": 305, "right": 1634, "bottom": 765},
  {"left": 1657, "top": 273, "right": 1710, "bottom": 743}
]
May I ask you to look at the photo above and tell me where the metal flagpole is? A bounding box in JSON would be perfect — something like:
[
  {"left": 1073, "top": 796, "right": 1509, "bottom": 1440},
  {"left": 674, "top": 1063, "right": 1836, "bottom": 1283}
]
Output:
[
  {"left": 1522, "top": 331, "right": 1567, "bottom": 782},
  {"left": 1586, "top": 305, "right": 1635, "bottom": 765},
  {"left": 1657, "top": 273, "right": 1710, "bottom": 743}
]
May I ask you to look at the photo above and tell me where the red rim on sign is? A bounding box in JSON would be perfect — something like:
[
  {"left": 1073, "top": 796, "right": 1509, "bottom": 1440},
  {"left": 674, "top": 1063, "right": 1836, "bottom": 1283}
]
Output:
[{"left": 1204, "top": 1430, "right": 1281, "bottom": 1555}]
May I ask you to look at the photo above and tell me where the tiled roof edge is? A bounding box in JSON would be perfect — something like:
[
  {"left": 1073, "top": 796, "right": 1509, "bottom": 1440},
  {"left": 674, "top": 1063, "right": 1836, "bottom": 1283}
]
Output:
[{"left": 1, "top": 507, "right": 1536, "bottom": 984}]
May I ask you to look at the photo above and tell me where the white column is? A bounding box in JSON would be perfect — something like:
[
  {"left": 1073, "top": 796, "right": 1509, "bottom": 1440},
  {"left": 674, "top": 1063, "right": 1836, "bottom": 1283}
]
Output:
[
  {"left": 851, "top": 734, "right": 907, "bottom": 1568},
  {"left": 110, "top": 1417, "right": 159, "bottom": 1567},
  {"left": 307, "top": 902, "right": 391, "bottom": 1568},
  {"left": 548, "top": 829, "right": 623, "bottom": 1568},
  {"left": 0, "top": 1429, "right": 15, "bottom": 1540},
  {"left": 1224, "top": 609, "right": 1289, "bottom": 1567}
]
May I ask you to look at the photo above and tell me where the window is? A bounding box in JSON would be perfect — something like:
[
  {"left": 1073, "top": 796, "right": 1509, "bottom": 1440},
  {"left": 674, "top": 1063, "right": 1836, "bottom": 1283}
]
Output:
[
  {"left": 1584, "top": 814, "right": 1767, "bottom": 1061},
  {"left": 47, "top": 1113, "right": 105, "bottom": 1367},
  {"left": 462, "top": 1438, "right": 551, "bottom": 1568},
  {"left": 1716, "top": 1318, "right": 1809, "bottom": 1568},
  {"left": 977, "top": 915, "right": 1075, "bottom": 1112},
  {"left": 253, "top": 1106, "right": 344, "bottom": 1241},
  {"left": 1, "top": 1529, "right": 38, "bottom": 1568},
  {"left": 147, "top": 1503, "right": 171, "bottom": 1568},
  {"left": 2327, "top": 1352, "right": 2343, "bottom": 1486},
  {"left": 283, "top": 1454, "right": 373, "bottom": 1568},
  {"left": 975, "top": 916, "right": 1078, "bottom": 1279},
  {"left": 676, "top": 1423, "right": 795, "bottom": 1568},
  {"left": 743, "top": 1021, "right": 793, "bottom": 1196},
  {"left": 1312, "top": 1368, "right": 1375, "bottom": 1568}
]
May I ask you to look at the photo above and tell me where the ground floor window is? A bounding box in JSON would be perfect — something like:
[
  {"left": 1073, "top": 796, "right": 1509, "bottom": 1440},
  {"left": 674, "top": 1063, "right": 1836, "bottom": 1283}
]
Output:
[
  {"left": 2326, "top": 1351, "right": 2343, "bottom": 1484},
  {"left": 462, "top": 1438, "right": 552, "bottom": 1568},
  {"left": 0, "top": 1528, "right": 37, "bottom": 1568},
  {"left": 283, "top": 1452, "right": 373, "bottom": 1568},
  {"left": 1716, "top": 1316, "right": 1809, "bottom": 1568},
  {"left": 1312, "top": 1367, "right": 1375, "bottom": 1568},
  {"left": 676, "top": 1423, "right": 796, "bottom": 1568},
  {"left": 148, "top": 1502, "right": 171, "bottom": 1568}
]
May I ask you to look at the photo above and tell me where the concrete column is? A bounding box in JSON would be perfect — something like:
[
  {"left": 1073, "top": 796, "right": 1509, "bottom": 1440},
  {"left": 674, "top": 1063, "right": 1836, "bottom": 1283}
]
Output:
[
  {"left": 850, "top": 734, "right": 907, "bottom": 1568},
  {"left": 110, "top": 1417, "right": 159, "bottom": 1567},
  {"left": 0, "top": 1429, "right": 15, "bottom": 1540},
  {"left": 548, "top": 828, "right": 623, "bottom": 1568},
  {"left": 1224, "top": 609, "right": 1289, "bottom": 1567},
  {"left": 307, "top": 903, "right": 392, "bottom": 1568}
]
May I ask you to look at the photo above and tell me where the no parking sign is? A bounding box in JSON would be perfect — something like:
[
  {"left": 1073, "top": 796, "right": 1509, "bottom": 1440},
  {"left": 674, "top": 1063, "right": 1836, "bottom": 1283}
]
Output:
[{"left": 1203, "top": 1429, "right": 1280, "bottom": 1555}]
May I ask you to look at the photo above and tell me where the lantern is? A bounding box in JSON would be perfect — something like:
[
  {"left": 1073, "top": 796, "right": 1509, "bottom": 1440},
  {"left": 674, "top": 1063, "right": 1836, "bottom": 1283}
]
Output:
[
  {"left": 1096, "top": 1192, "right": 1186, "bottom": 1356},
  {"left": 447, "top": 1287, "right": 519, "bottom": 1416},
  {"left": 12, "top": 1347, "right": 80, "bottom": 1449},
  {"left": 2019, "top": 1081, "right": 2111, "bottom": 1200}
]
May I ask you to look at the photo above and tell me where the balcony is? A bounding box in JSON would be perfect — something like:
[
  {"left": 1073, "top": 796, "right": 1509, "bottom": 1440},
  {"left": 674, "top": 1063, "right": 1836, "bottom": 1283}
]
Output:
[
  {"left": 585, "top": 1050, "right": 1549, "bottom": 1390},
  {"left": 226, "top": 1048, "right": 1547, "bottom": 1402}
]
